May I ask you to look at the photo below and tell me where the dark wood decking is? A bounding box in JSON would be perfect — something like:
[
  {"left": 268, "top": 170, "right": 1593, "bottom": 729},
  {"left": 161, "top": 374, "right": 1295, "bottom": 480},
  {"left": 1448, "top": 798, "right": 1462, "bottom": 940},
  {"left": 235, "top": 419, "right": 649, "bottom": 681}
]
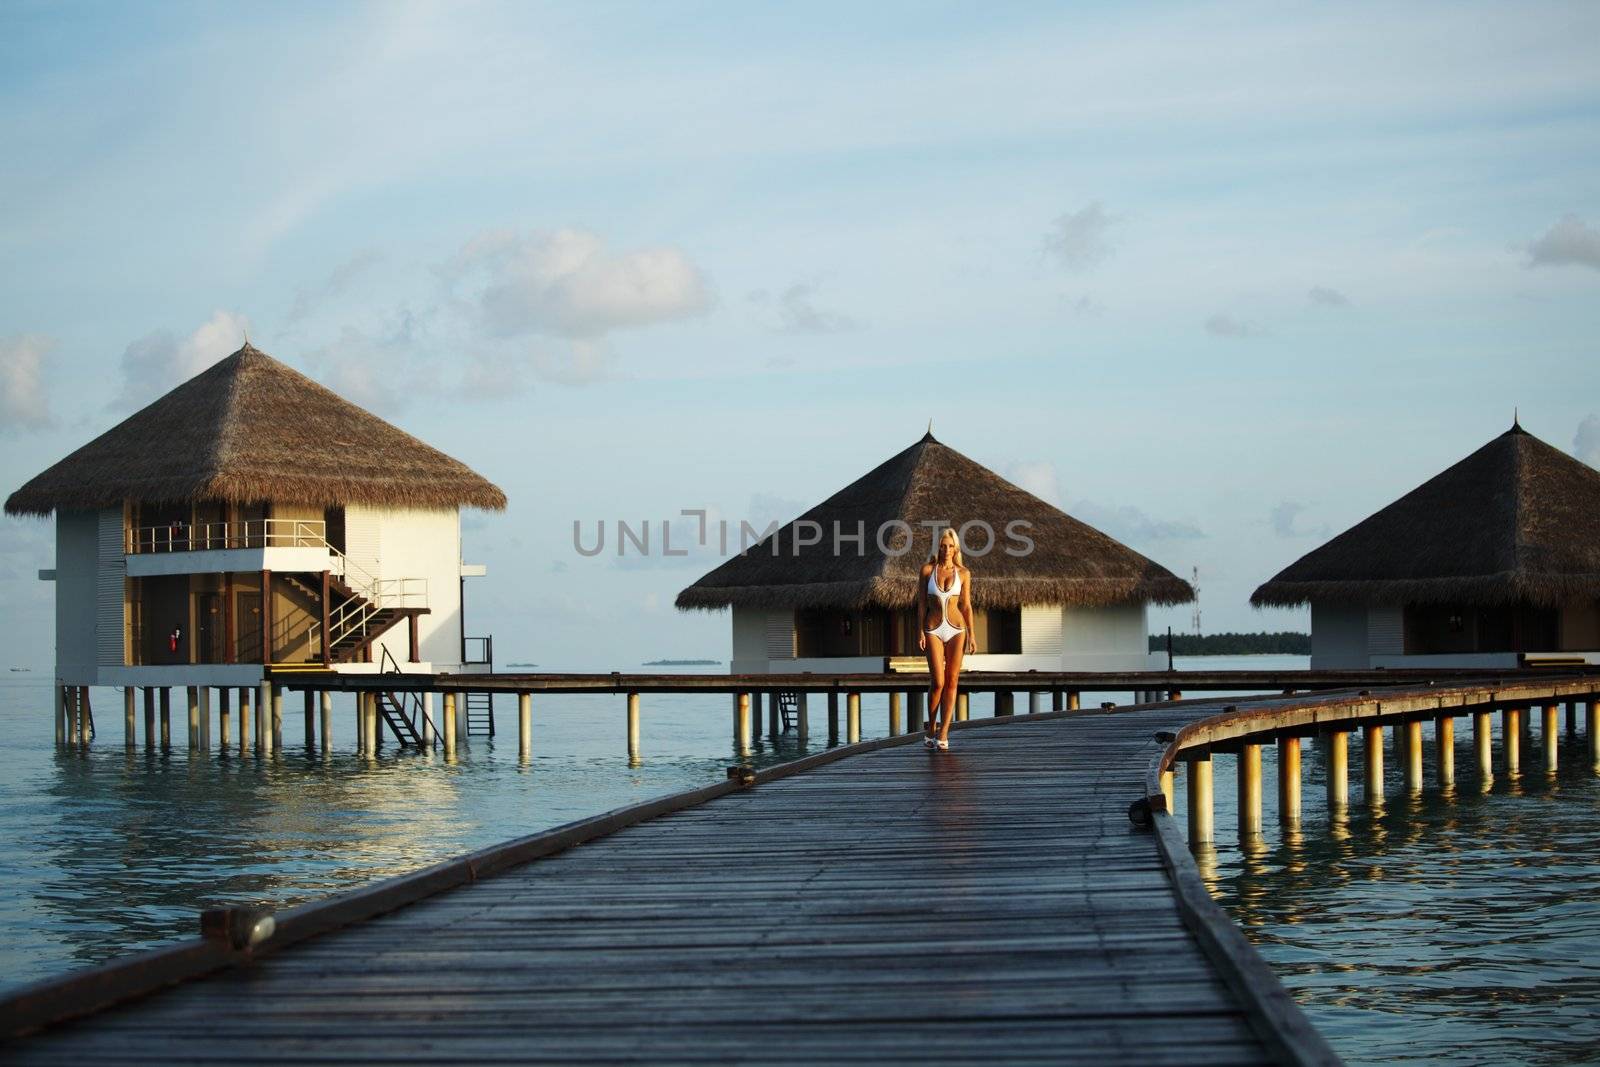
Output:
[{"left": 7, "top": 700, "right": 1309, "bottom": 1065}]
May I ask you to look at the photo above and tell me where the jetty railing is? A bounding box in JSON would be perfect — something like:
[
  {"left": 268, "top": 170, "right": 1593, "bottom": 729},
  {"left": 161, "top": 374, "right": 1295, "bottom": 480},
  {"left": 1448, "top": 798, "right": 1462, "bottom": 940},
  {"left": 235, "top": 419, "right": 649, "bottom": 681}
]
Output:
[
  {"left": 1137, "top": 676, "right": 1599, "bottom": 845},
  {"left": 125, "top": 519, "right": 327, "bottom": 554}
]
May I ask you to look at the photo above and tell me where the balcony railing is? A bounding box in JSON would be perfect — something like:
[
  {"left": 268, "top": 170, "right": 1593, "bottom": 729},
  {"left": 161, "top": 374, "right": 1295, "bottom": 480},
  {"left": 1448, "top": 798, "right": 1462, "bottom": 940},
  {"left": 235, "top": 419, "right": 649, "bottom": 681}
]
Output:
[{"left": 126, "top": 519, "right": 327, "bottom": 554}]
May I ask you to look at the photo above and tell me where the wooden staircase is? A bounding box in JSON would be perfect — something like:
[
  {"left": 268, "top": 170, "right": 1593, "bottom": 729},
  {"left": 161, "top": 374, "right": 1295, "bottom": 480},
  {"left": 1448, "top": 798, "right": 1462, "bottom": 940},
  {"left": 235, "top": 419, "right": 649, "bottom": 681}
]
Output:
[{"left": 278, "top": 572, "right": 423, "bottom": 665}]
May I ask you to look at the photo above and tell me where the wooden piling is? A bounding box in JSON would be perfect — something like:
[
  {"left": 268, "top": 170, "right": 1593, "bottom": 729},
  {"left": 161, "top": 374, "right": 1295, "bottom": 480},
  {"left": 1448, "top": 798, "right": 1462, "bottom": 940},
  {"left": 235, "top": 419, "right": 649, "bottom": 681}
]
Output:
[
  {"left": 1363, "top": 723, "right": 1384, "bottom": 804},
  {"left": 1160, "top": 766, "right": 1175, "bottom": 814},
  {"left": 827, "top": 692, "right": 839, "bottom": 742},
  {"left": 1567, "top": 700, "right": 1578, "bottom": 736},
  {"left": 238, "top": 688, "right": 251, "bottom": 755},
  {"left": 796, "top": 692, "right": 809, "bottom": 742},
  {"left": 1186, "top": 755, "right": 1214, "bottom": 846},
  {"left": 1474, "top": 710, "right": 1492, "bottom": 782},
  {"left": 123, "top": 688, "right": 136, "bottom": 748},
  {"left": 1403, "top": 720, "right": 1423, "bottom": 793},
  {"left": 54, "top": 685, "right": 65, "bottom": 746},
  {"left": 143, "top": 687, "right": 155, "bottom": 750},
  {"left": 1588, "top": 701, "right": 1600, "bottom": 768},
  {"left": 186, "top": 686, "right": 200, "bottom": 751},
  {"left": 1434, "top": 714, "right": 1454, "bottom": 787},
  {"left": 1238, "top": 742, "right": 1262, "bottom": 839},
  {"left": 1169, "top": 689, "right": 1183, "bottom": 702},
  {"left": 258, "top": 680, "right": 274, "bottom": 756},
  {"left": 218, "top": 688, "right": 231, "bottom": 750},
  {"left": 1542, "top": 703, "right": 1559, "bottom": 774},
  {"left": 1277, "top": 736, "right": 1301, "bottom": 827},
  {"left": 1052, "top": 689, "right": 1064, "bottom": 712},
  {"left": 1503, "top": 706, "right": 1520, "bottom": 776},
  {"left": 442, "top": 692, "right": 459, "bottom": 758},
  {"left": 1067, "top": 690, "right": 1080, "bottom": 711},
  {"left": 626, "top": 692, "right": 640, "bottom": 761},
  {"left": 272, "top": 686, "right": 284, "bottom": 751},
  {"left": 957, "top": 692, "right": 969, "bottom": 721},
  {"left": 304, "top": 691, "right": 316, "bottom": 748},
  {"left": 197, "top": 688, "right": 210, "bottom": 753},
  {"left": 908, "top": 690, "right": 923, "bottom": 733},
  {"left": 995, "top": 691, "right": 1014, "bottom": 717},
  {"left": 1326, "top": 730, "right": 1348, "bottom": 809},
  {"left": 734, "top": 692, "right": 751, "bottom": 753},
  {"left": 768, "top": 694, "right": 779, "bottom": 738},
  {"left": 320, "top": 692, "right": 333, "bottom": 753},
  {"left": 846, "top": 692, "right": 861, "bottom": 743},
  {"left": 79, "top": 686, "right": 90, "bottom": 745},
  {"left": 1029, "top": 691, "right": 1042, "bottom": 715},
  {"left": 159, "top": 687, "right": 171, "bottom": 749},
  {"left": 422, "top": 692, "right": 436, "bottom": 748},
  {"left": 888, "top": 691, "right": 902, "bottom": 736}
]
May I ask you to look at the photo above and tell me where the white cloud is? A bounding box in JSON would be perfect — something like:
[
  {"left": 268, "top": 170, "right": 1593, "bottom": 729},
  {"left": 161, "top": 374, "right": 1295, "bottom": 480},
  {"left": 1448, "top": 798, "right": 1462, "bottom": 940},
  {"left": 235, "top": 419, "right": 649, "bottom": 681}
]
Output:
[
  {"left": 1005, "top": 460, "right": 1062, "bottom": 505},
  {"left": 441, "top": 228, "right": 712, "bottom": 339},
  {"left": 1526, "top": 214, "right": 1600, "bottom": 271},
  {"left": 1006, "top": 460, "right": 1201, "bottom": 542},
  {"left": 1308, "top": 286, "right": 1351, "bottom": 308},
  {"left": 1270, "top": 500, "right": 1330, "bottom": 538},
  {"left": 117, "top": 310, "right": 250, "bottom": 409},
  {"left": 1576, "top": 415, "right": 1600, "bottom": 468},
  {"left": 1043, "top": 201, "right": 1117, "bottom": 272},
  {"left": 0, "top": 334, "right": 54, "bottom": 432},
  {"left": 287, "top": 249, "right": 384, "bottom": 323},
  {"left": 1205, "top": 313, "right": 1266, "bottom": 339},
  {"left": 750, "top": 283, "right": 862, "bottom": 334}
]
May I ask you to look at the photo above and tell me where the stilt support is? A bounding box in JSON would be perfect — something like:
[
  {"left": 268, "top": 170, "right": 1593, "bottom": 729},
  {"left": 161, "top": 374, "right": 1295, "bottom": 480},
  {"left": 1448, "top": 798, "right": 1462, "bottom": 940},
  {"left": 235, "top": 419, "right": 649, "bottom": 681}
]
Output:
[{"left": 1278, "top": 736, "right": 1301, "bottom": 827}]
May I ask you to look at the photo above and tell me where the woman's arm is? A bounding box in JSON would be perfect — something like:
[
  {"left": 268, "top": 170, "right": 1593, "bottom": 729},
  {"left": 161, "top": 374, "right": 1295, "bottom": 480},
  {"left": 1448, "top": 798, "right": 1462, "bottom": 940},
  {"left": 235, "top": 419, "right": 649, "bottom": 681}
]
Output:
[
  {"left": 960, "top": 568, "right": 975, "bottom": 654},
  {"left": 917, "top": 563, "right": 931, "bottom": 651}
]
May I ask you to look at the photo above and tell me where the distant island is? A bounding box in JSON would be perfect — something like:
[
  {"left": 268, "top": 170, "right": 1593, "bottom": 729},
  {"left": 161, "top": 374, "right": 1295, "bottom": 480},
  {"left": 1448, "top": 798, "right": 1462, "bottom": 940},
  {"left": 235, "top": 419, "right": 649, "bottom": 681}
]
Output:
[
  {"left": 505, "top": 662, "right": 538, "bottom": 668},
  {"left": 1148, "top": 631, "right": 1311, "bottom": 656},
  {"left": 643, "top": 658, "right": 721, "bottom": 666}
]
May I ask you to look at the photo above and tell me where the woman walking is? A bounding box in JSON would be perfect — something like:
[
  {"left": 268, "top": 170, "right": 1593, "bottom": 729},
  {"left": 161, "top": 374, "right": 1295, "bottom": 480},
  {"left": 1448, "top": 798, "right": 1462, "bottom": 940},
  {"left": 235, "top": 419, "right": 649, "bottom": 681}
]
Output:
[{"left": 918, "top": 526, "right": 974, "bottom": 750}]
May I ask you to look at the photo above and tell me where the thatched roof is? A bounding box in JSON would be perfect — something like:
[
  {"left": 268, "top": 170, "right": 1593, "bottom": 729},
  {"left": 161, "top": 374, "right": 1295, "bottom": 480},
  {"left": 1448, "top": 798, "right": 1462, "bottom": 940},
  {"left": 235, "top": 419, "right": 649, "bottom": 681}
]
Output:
[
  {"left": 676, "top": 431, "right": 1194, "bottom": 611},
  {"left": 1251, "top": 423, "right": 1600, "bottom": 608},
  {"left": 5, "top": 343, "right": 506, "bottom": 515}
]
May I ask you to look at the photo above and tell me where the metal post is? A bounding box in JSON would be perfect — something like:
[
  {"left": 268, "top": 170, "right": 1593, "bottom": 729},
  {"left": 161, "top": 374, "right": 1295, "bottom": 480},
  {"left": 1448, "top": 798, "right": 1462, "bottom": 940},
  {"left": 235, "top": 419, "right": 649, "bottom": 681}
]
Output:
[
  {"left": 626, "top": 692, "right": 640, "bottom": 762},
  {"left": 1363, "top": 723, "right": 1384, "bottom": 805},
  {"left": 1238, "top": 743, "right": 1262, "bottom": 839},
  {"left": 1543, "top": 703, "right": 1559, "bottom": 774},
  {"left": 1503, "top": 706, "right": 1521, "bottom": 776},
  {"left": 1435, "top": 714, "right": 1454, "bottom": 787},
  {"left": 827, "top": 692, "right": 839, "bottom": 742},
  {"left": 888, "top": 691, "right": 901, "bottom": 736},
  {"left": 1278, "top": 736, "right": 1301, "bottom": 827},
  {"left": 519, "top": 692, "right": 532, "bottom": 762},
  {"left": 1403, "top": 720, "right": 1423, "bottom": 794},
  {"left": 846, "top": 692, "right": 861, "bottom": 743},
  {"left": 1327, "top": 730, "right": 1348, "bottom": 810},
  {"left": 1186, "top": 755, "right": 1214, "bottom": 846}
]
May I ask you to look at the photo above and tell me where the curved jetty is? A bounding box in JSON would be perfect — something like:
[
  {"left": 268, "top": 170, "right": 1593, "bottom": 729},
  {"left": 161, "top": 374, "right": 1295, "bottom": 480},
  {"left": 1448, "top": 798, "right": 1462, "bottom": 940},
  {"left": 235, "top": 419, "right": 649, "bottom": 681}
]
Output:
[{"left": 2, "top": 691, "right": 1345, "bottom": 1065}]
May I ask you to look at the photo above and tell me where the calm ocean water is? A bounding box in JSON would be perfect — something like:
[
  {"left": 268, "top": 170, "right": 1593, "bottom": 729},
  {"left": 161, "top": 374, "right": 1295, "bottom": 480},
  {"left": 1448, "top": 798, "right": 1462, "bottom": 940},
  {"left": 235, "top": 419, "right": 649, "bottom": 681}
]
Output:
[{"left": 2, "top": 655, "right": 1597, "bottom": 1066}]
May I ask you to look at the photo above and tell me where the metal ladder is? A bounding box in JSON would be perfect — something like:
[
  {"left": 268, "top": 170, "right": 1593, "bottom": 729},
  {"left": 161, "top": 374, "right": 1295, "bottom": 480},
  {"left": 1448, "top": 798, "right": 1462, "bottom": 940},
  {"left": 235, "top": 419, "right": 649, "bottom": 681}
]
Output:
[
  {"left": 465, "top": 691, "right": 495, "bottom": 737},
  {"left": 776, "top": 691, "right": 800, "bottom": 732}
]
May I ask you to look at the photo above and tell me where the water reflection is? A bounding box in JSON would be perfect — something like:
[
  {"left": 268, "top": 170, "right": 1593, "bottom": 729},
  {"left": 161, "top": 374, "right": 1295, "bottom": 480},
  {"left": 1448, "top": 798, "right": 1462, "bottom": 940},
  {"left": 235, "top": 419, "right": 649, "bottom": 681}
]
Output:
[{"left": 1201, "top": 724, "right": 1600, "bottom": 1067}]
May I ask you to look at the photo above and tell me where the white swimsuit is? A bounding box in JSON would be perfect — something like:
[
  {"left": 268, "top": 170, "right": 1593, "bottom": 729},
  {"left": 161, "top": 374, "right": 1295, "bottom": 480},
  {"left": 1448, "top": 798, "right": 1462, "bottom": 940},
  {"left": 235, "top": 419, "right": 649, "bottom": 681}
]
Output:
[{"left": 925, "top": 568, "right": 964, "bottom": 643}]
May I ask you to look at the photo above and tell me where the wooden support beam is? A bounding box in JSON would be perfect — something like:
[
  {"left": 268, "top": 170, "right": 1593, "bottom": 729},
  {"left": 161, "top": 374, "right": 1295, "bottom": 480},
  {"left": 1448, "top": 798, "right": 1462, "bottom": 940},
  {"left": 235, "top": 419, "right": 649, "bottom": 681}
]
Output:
[
  {"left": 159, "top": 687, "right": 171, "bottom": 749},
  {"left": 827, "top": 691, "right": 839, "bottom": 742},
  {"left": 408, "top": 612, "right": 420, "bottom": 664},
  {"left": 1186, "top": 755, "right": 1214, "bottom": 847},
  {"left": 734, "top": 692, "right": 751, "bottom": 754},
  {"left": 1403, "top": 719, "right": 1423, "bottom": 794},
  {"left": 768, "top": 693, "right": 779, "bottom": 738},
  {"left": 1277, "top": 736, "right": 1301, "bottom": 827},
  {"left": 995, "top": 690, "right": 1014, "bottom": 717},
  {"left": 1363, "top": 723, "right": 1384, "bottom": 805},
  {"left": 1434, "top": 714, "right": 1454, "bottom": 788},
  {"left": 143, "top": 687, "right": 155, "bottom": 750},
  {"left": 1542, "top": 703, "right": 1559, "bottom": 774},
  {"left": 320, "top": 691, "right": 332, "bottom": 754},
  {"left": 1503, "top": 706, "right": 1521, "bottom": 776},
  {"left": 847, "top": 692, "right": 861, "bottom": 744},
  {"left": 258, "top": 680, "right": 274, "bottom": 756},
  {"left": 1029, "top": 691, "right": 1042, "bottom": 715},
  {"left": 1588, "top": 700, "right": 1600, "bottom": 769},
  {"left": 272, "top": 685, "right": 284, "bottom": 751},
  {"left": 224, "top": 572, "right": 236, "bottom": 665},
  {"left": 887, "top": 691, "right": 901, "bottom": 736},
  {"left": 320, "top": 570, "right": 331, "bottom": 668},
  {"left": 796, "top": 692, "right": 809, "bottom": 743},
  {"left": 1474, "top": 710, "right": 1492, "bottom": 783},
  {"left": 123, "top": 687, "right": 136, "bottom": 748},
  {"left": 55, "top": 686, "right": 67, "bottom": 747},
  {"left": 1326, "top": 730, "right": 1348, "bottom": 810},
  {"left": 1160, "top": 766, "right": 1175, "bottom": 814},
  {"left": 198, "top": 687, "right": 210, "bottom": 753},
  {"left": 186, "top": 686, "right": 200, "bottom": 751},
  {"left": 218, "top": 688, "right": 231, "bottom": 750},
  {"left": 304, "top": 690, "right": 316, "bottom": 749},
  {"left": 238, "top": 688, "right": 251, "bottom": 756},
  {"left": 1067, "top": 690, "right": 1080, "bottom": 711},
  {"left": 626, "top": 692, "right": 640, "bottom": 763},
  {"left": 422, "top": 692, "right": 436, "bottom": 748},
  {"left": 1238, "top": 742, "right": 1262, "bottom": 839},
  {"left": 519, "top": 692, "right": 532, "bottom": 762},
  {"left": 260, "top": 569, "right": 272, "bottom": 665},
  {"left": 1169, "top": 689, "right": 1183, "bottom": 702},
  {"left": 1052, "top": 689, "right": 1064, "bottom": 712},
  {"left": 750, "top": 691, "right": 762, "bottom": 740}
]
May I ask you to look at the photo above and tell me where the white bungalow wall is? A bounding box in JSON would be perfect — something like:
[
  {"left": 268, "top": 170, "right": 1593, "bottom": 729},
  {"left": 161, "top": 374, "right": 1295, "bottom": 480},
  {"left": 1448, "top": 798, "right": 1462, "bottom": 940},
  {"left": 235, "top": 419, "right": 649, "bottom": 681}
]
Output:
[
  {"left": 344, "top": 505, "right": 466, "bottom": 672},
  {"left": 1310, "top": 602, "right": 1368, "bottom": 669},
  {"left": 54, "top": 509, "right": 100, "bottom": 685}
]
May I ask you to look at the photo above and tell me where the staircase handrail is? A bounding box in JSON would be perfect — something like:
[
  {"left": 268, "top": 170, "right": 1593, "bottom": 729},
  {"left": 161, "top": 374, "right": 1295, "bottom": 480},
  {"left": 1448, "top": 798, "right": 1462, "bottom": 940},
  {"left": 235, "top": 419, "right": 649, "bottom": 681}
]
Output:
[{"left": 380, "top": 646, "right": 441, "bottom": 745}]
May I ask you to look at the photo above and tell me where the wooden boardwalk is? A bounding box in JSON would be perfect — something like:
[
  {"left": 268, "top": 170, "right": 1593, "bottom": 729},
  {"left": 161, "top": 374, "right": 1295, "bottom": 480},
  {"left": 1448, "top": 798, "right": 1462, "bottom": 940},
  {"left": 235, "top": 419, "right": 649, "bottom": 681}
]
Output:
[{"left": 6, "top": 698, "right": 1325, "bottom": 1065}]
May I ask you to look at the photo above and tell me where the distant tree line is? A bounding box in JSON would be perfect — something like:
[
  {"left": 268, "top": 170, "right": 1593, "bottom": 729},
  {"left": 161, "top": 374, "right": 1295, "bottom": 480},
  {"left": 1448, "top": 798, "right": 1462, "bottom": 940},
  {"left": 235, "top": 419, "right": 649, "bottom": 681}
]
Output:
[{"left": 1147, "top": 631, "right": 1311, "bottom": 655}]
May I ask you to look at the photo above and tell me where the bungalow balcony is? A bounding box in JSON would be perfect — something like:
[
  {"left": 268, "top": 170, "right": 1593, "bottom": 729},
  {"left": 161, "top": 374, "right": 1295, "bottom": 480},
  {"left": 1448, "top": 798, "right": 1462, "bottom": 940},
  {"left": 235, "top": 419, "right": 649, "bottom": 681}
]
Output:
[{"left": 124, "top": 518, "right": 336, "bottom": 578}]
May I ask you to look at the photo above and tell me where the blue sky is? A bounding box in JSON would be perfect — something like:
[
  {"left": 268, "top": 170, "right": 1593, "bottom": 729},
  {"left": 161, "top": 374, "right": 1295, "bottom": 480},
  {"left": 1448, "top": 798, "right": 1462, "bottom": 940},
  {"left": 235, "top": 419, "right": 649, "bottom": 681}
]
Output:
[{"left": 2, "top": 1, "right": 1598, "bottom": 669}]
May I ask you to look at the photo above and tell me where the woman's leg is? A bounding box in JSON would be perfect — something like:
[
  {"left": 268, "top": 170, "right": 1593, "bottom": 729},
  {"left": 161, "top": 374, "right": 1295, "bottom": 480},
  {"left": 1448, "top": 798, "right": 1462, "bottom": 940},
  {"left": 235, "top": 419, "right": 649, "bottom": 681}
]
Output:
[
  {"left": 937, "top": 634, "right": 965, "bottom": 742},
  {"left": 924, "top": 636, "right": 947, "bottom": 737}
]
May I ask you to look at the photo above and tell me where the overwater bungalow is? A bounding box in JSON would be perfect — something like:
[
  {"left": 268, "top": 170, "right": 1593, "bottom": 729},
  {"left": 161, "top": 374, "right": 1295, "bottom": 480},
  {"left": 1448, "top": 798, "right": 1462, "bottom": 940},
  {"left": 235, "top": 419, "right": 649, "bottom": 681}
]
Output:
[
  {"left": 6, "top": 343, "right": 505, "bottom": 695},
  {"left": 676, "top": 431, "right": 1194, "bottom": 674},
  {"left": 1252, "top": 421, "right": 1600, "bottom": 669}
]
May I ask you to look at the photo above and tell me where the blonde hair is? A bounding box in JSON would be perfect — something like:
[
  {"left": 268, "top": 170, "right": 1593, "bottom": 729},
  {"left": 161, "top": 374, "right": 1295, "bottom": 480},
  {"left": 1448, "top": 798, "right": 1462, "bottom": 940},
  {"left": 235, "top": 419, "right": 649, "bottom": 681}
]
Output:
[{"left": 928, "top": 526, "right": 964, "bottom": 569}]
